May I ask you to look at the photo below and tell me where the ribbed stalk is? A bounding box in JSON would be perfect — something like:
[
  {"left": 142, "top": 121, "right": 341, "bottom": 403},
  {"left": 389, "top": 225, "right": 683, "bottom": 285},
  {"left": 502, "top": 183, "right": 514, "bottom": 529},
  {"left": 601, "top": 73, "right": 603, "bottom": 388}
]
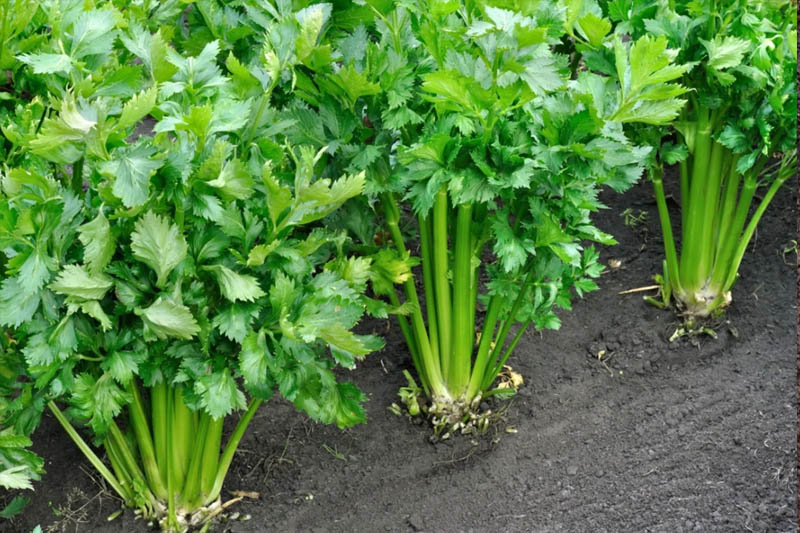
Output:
[
  {"left": 382, "top": 193, "right": 448, "bottom": 396},
  {"left": 180, "top": 413, "right": 210, "bottom": 508},
  {"left": 108, "top": 422, "right": 148, "bottom": 489},
  {"left": 151, "top": 381, "right": 169, "bottom": 487},
  {"left": 200, "top": 415, "right": 224, "bottom": 500},
  {"left": 171, "top": 387, "right": 193, "bottom": 486},
  {"left": 694, "top": 141, "right": 726, "bottom": 283},
  {"left": 721, "top": 174, "right": 788, "bottom": 292},
  {"left": 381, "top": 193, "right": 446, "bottom": 397},
  {"left": 484, "top": 268, "right": 533, "bottom": 381},
  {"left": 207, "top": 398, "right": 263, "bottom": 504},
  {"left": 679, "top": 106, "right": 712, "bottom": 290},
  {"left": 484, "top": 320, "right": 532, "bottom": 391},
  {"left": 128, "top": 381, "right": 167, "bottom": 499},
  {"left": 48, "top": 401, "right": 128, "bottom": 501},
  {"left": 468, "top": 236, "right": 481, "bottom": 342},
  {"left": 465, "top": 295, "right": 503, "bottom": 399},
  {"left": 679, "top": 157, "right": 689, "bottom": 232},
  {"left": 713, "top": 162, "right": 741, "bottom": 264},
  {"left": 418, "top": 214, "right": 440, "bottom": 366},
  {"left": 449, "top": 203, "right": 474, "bottom": 394},
  {"left": 709, "top": 174, "right": 757, "bottom": 289},
  {"left": 651, "top": 166, "right": 682, "bottom": 297},
  {"left": 104, "top": 440, "right": 135, "bottom": 503},
  {"left": 432, "top": 188, "right": 452, "bottom": 376},
  {"left": 165, "top": 388, "right": 177, "bottom": 530}
]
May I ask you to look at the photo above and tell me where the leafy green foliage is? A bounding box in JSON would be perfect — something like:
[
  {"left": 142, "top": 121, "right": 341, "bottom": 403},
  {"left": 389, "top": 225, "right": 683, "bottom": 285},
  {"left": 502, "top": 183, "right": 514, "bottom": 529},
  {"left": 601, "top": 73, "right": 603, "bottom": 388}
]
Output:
[
  {"left": 265, "top": 0, "right": 684, "bottom": 421},
  {"left": 603, "top": 0, "right": 797, "bottom": 317},
  {"left": 0, "top": 1, "right": 386, "bottom": 516}
]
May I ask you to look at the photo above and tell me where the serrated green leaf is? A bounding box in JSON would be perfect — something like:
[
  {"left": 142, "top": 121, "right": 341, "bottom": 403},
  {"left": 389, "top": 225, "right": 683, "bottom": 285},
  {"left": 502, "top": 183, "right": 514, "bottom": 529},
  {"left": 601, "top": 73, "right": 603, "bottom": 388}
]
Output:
[
  {"left": 69, "top": 374, "right": 130, "bottom": 437},
  {"left": 70, "top": 9, "right": 117, "bottom": 59},
  {"left": 0, "top": 278, "right": 40, "bottom": 327},
  {"left": 246, "top": 240, "right": 280, "bottom": 266},
  {"left": 577, "top": 13, "right": 612, "bottom": 48},
  {"left": 78, "top": 210, "right": 115, "bottom": 274},
  {"left": 205, "top": 157, "right": 254, "bottom": 200},
  {"left": 0, "top": 466, "right": 36, "bottom": 490},
  {"left": 118, "top": 86, "right": 158, "bottom": 130},
  {"left": 103, "top": 144, "right": 164, "bottom": 208},
  {"left": 240, "top": 330, "right": 269, "bottom": 388},
  {"left": 320, "top": 324, "right": 384, "bottom": 367},
  {"left": 717, "top": 125, "right": 749, "bottom": 153},
  {"left": 131, "top": 212, "right": 188, "bottom": 287},
  {"left": 17, "top": 249, "right": 52, "bottom": 297},
  {"left": 78, "top": 300, "right": 112, "bottom": 331},
  {"left": 660, "top": 143, "right": 689, "bottom": 165},
  {"left": 49, "top": 265, "right": 113, "bottom": 300},
  {"left": 17, "top": 53, "right": 72, "bottom": 74},
  {"left": 212, "top": 303, "right": 259, "bottom": 342},
  {"left": 701, "top": 36, "right": 751, "bottom": 70},
  {"left": 205, "top": 265, "right": 266, "bottom": 303},
  {"left": 102, "top": 351, "right": 145, "bottom": 385},
  {"left": 196, "top": 370, "right": 246, "bottom": 419},
  {"left": 136, "top": 297, "right": 200, "bottom": 340}
]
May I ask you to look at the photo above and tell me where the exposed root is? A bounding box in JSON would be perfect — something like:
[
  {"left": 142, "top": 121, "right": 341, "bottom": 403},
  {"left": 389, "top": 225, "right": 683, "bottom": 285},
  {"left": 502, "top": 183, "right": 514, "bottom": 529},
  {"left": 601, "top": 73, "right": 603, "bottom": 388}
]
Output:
[
  {"left": 135, "top": 491, "right": 259, "bottom": 533},
  {"left": 389, "top": 370, "right": 517, "bottom": 440},
  {"left": 643, "top": 272, "right": 732, "bottom": 323}
]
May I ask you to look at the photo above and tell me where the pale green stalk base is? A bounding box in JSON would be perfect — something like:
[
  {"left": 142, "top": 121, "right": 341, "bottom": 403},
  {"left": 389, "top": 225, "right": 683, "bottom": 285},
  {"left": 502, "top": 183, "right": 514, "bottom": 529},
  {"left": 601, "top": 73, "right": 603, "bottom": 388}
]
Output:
[
  {"left": 382, "top": 191, "right": 532, "bottom": 436},
  {"left": 47, "top": 384, "right": 263, "bottom": 533},
  {"left": 649, "top": 132, "right": 795, "bottom": 320}
]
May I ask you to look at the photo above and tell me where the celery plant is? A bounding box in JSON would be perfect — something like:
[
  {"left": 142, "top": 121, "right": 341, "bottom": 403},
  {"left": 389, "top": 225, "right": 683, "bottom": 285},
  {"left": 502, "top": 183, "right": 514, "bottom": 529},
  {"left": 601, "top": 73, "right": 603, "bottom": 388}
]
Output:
[
  {"left": 601, "top": 0, "right": 797, "bottom": 318},
  {"left": 0, "top": 3, "right": 387, "bottom": 530},
  {"left": 286, "top": 1, "right": 689, "bottom": 433}
]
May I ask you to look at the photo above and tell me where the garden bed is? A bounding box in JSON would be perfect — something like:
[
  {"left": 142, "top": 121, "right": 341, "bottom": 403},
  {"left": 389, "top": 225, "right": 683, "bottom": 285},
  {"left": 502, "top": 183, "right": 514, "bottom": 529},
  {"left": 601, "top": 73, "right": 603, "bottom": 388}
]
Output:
[{"left": 7, "top": 177, "right": 796, "bottom": 533}]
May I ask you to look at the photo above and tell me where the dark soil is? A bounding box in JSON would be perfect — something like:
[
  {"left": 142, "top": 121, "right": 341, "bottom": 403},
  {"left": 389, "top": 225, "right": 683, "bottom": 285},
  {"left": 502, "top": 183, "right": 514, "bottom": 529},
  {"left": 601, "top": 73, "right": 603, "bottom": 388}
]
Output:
[{"left": 5, "top": 176, "right": 797, "bottom": 533}]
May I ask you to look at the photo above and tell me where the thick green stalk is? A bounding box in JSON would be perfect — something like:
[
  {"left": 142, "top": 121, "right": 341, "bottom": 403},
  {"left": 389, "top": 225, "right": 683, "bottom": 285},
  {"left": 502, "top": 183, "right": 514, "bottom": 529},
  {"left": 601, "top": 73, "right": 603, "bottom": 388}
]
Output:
[
  {"left": 104, "top": 440, "right": 135, "bottom": 503},
  {"left": 680, "top": 107, "right": 712, "bottom": 290},
  {"left": 465, "top": 294, "right": 503, "bottom": 399},
  {"left": 469, "top": 265, "right": 478, "bottom": 346},
  {"left": 128, "top": 381, "right": 167, "bottom": 499},
  {"left": 171, "top": 387, "right": 193, "bottom": 486},
  {"left": 711, "top": 153, "right": 735, "bottom": 241},
  {"left": 381, "top": 193, "right": 446, "bottom": 398},
  {"left": 108, "top": 422, "right": 149, "bottom": 490},
  {"left": 484, "top": 269, "right": 534, "bottom": 380},
  {"left": 387, "top": 288, "right": 426, "bottom": 394},
  {"left": 713, "top": 162, "right": 741, "bottom": 263},
  {"left": 207, "top": 398, "right": 263, "bottom": 504},
  {"left": 418, "top": 214, "right": 440, "bottom": 366},
  {"left": 721, "top": 175, "right": 788, "bottom": 292},
  {"left": 679, "top": 157, "right": 689, "bottom": 232},
  {"left": 709, "top": 174, "right": 757, "bottom": 289},
  {"left": 200, "top": 415, "right": 224, "bottom": 500},
  {"left": 165, "top": 388, "right": 177, "bottom": 530},
  {"left": 651, "top": 166, "right": 683, "bottom": 297},
  {"left": 151, "top": 380, "right": 169, "bottom": 487},
  {"left": 48, "top": 401, "right": 127, "bottom": 501},
  {"left": 694, "top": 141, "right": 726, "bottom": 283},
  {"left": 180, "top": 413, "right": 209, "bottom": 508},
  {"left": 432, "top": 188, "right": 452, "bottom": 376},
  {"left": 483, "top": 320, "right": 532, "bottom": 391},
  {"left": 449, "top": 203, "right": 474, "bottom": 394}
]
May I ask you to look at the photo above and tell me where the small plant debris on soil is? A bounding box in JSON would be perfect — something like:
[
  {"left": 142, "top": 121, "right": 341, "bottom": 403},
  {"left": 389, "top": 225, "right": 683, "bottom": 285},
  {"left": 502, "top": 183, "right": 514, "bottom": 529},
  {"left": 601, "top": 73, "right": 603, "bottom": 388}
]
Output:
[{"left": 5, "top": 180, "right": 796, "bottom": 533}]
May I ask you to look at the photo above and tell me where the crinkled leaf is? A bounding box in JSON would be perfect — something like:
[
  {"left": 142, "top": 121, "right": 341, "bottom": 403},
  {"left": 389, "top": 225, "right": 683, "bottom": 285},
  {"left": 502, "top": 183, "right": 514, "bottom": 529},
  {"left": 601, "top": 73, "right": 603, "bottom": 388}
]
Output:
[
  {"left": 131, "top": 212, "right": 188, "bottom": 287},
  {"left": 49, "top": 265, "right": 113, "bottom": 300},
  {"left": 136, "top": 298, "right": 199, "bottom": 340}
]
